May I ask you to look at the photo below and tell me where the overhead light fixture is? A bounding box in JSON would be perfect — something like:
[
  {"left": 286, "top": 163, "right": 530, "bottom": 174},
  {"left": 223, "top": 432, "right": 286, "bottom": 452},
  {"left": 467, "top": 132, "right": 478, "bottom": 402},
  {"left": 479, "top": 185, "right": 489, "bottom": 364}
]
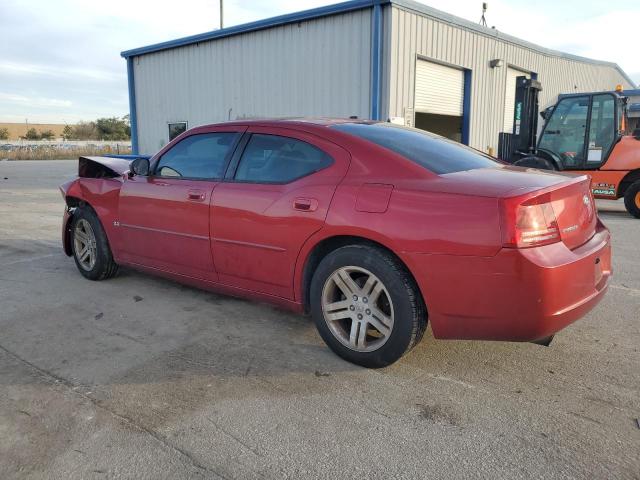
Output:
[{"left": 489, "top": 59, "right": 503, "bottom": 68}]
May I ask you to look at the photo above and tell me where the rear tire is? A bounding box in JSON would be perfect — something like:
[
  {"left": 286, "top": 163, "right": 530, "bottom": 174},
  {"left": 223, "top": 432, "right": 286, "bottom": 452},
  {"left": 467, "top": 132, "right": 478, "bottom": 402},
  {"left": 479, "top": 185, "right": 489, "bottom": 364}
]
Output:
[
  {"left": 623, "top": 180, "right": 640, "bottom": 219},
  {"left": 310, "top": 244, "right": 427, "bottom": 368},
  {"left": 71, "top": 206, "right": 119, "bottom": 280}
]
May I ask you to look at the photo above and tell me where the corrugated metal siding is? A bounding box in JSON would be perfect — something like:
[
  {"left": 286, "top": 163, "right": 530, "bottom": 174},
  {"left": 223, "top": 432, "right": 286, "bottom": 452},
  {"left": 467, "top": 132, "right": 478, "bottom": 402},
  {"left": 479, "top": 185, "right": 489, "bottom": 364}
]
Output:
[
  {"left": 134, "top": 10, "right": 372, "bottom": 154},
  {"left": 386, "top": 6, "right": 635, "bottom": 152}
]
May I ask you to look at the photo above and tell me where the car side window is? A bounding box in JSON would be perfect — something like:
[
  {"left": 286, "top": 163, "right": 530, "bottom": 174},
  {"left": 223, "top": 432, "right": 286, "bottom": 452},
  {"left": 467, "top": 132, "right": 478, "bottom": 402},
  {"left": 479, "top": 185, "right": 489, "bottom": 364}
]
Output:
[
  {"left": 234, "top": 134, "right": 333, "bottom": 183},
  {"left": 155, "top": 132, "right": 239, "bottom": 179}
]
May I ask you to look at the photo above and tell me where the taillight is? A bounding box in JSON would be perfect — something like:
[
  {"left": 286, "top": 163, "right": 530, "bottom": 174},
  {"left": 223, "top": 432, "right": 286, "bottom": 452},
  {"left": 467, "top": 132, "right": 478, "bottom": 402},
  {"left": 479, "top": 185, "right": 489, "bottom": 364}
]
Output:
[{"left": 502, "top": 193, "right": 560, "bottom": 248}]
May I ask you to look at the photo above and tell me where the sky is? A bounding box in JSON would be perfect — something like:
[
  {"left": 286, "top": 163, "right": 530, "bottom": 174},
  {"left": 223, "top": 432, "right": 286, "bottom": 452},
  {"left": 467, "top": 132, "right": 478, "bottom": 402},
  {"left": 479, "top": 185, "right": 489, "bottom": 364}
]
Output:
[{"left": 1, "top": 0, "right": 638, "bottom": 124}]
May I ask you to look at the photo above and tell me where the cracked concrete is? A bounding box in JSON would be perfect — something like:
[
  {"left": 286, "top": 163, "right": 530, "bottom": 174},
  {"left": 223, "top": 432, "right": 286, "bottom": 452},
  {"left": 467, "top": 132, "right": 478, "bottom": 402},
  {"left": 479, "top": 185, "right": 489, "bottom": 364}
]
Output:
[{"left": 1, "top": 160, "right": 639, "bottom": 479}]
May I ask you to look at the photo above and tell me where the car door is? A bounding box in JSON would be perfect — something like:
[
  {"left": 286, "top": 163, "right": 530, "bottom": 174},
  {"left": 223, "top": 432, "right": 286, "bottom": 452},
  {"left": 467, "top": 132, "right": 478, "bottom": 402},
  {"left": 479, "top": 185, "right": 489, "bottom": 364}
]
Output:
[
  {"left": 117, "top": 126, "right": 245, "bottom": 280},
  {"left": 211, "top": 126, "right": 350, "bottom": 299}
]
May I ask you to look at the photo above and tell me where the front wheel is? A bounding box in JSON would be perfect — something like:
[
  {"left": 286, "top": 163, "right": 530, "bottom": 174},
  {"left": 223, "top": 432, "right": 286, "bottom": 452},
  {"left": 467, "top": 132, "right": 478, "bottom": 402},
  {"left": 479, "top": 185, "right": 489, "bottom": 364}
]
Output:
[
  {"left": 310, "top": 245, "right": 427, "bottom": 368},
  {"left": 623, "top": 180, "right": 640, "bottom": 219},
  {"left": 71, "top": 206, "right": 119, "bottom": 280}
]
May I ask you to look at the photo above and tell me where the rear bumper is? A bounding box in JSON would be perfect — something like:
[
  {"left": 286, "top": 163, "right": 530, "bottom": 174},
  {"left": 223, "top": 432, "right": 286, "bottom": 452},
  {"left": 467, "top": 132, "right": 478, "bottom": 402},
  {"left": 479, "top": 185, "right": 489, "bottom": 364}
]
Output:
[{"left": 403, "top": 222, "right": 612, "bottom": 342}]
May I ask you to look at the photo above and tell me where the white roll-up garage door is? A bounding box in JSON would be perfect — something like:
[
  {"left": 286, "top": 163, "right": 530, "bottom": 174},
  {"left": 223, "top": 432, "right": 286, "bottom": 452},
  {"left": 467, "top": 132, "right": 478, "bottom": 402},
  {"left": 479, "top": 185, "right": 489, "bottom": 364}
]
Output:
[
  {"left": 415, "top": 59, "right": 464, "bottom": 116},
  {"left": 503, "top": 68, "right": 530, "bottom": 133}
]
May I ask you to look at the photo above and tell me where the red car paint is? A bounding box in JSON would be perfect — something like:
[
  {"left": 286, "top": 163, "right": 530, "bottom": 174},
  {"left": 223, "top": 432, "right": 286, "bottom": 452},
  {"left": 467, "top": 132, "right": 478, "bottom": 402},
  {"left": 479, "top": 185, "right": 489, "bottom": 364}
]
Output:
[{"left": 60, "top": 119, "right": 612, "bottom": 342}]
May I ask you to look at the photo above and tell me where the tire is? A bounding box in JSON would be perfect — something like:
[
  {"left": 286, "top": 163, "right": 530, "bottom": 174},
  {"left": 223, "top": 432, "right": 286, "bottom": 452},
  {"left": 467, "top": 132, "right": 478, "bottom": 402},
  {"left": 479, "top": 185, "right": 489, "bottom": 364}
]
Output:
[
  {"left": 70, "top": 206, "right": 119, "bottom": 280},
  {"left": 513, "top": 156, "right": 558, "bottom": 170},
  {"left": 310, "top": 244, "right": 427, "bottom": 368},
  {"left": 623, "top": 180, "right": 640, "bottom": 219}
]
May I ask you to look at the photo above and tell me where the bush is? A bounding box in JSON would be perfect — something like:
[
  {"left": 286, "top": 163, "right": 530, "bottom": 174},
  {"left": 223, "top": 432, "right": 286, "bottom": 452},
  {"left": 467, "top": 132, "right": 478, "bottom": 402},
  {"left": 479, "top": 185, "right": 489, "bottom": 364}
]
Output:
[
  {"left": 73, "top": 121, "right": 97, "bottom": 140},
  {"left": 95, "top": 117, "right": 130, "bottom": 140},
  {"left": 63, "top": 125, "right": 73, "bottom": 140},
  {"left": 25, "top": 128, "right": 40, "bottom": 140}
]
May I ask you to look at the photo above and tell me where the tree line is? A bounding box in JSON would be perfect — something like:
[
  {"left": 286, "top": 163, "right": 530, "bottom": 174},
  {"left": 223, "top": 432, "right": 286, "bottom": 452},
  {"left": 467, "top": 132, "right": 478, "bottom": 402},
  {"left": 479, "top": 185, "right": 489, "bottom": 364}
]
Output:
[{"left": 0, "top": 115, "right": 131, "bottom": 141}]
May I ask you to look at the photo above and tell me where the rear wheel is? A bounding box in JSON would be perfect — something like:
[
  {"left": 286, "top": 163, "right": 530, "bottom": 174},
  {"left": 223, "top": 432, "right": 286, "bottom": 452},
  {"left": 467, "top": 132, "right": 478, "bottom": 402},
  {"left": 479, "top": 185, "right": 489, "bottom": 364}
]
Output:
[
  {"left": 623, "top": 180, "right": 640, "bottom": 219},
  {"left": 71, "top": 207, "right": 119, "bottom": 280},
  {"left": 310, "top": 245, "right": 427, "bottom": 368}
]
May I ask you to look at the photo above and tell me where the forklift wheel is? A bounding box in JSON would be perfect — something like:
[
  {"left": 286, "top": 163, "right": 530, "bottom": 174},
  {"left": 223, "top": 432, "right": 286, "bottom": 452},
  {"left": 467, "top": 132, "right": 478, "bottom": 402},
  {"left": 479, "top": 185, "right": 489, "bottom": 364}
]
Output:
[
  {"left": 623, "top": 181, "right": 640, "bottom": 219},
  {"left": 513, "top": 156, "right": 557, "bottom": 171}
]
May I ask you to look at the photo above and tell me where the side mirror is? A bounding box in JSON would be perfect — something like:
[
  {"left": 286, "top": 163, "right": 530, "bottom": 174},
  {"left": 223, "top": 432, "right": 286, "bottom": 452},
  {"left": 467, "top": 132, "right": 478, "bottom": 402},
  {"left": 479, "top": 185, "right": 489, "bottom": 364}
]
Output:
[{"left": 129, "top": 157, "right": 150, "bottom": 177}]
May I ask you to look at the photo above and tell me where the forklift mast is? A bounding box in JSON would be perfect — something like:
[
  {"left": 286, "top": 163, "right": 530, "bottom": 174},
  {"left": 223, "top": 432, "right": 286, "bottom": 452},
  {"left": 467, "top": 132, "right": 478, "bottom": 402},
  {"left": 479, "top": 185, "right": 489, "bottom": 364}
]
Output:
[{"left": 498, "top": 76, "right": 542, "bottom": 162}]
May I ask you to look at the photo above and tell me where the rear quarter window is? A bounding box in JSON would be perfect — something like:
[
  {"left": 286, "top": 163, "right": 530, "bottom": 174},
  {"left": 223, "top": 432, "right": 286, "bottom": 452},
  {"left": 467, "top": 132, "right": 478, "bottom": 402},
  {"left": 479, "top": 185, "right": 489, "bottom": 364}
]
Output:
[{"left": 332, "top": 123, "right": 499, "bottom": 174}]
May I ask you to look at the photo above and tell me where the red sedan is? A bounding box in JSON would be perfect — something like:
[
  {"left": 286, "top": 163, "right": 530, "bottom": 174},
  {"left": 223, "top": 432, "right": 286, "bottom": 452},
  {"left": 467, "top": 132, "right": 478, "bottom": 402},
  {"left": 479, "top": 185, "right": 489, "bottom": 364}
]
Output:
[{"left": 60, "top": 119, "right": 612, "bottom": 367}]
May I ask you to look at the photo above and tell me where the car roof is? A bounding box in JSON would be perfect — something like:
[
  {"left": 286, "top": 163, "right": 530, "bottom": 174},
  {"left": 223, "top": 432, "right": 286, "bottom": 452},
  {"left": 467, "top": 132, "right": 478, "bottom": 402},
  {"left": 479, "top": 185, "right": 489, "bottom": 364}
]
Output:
[{"left": 201, "top": 117, "right": 376, "bottom": 129}]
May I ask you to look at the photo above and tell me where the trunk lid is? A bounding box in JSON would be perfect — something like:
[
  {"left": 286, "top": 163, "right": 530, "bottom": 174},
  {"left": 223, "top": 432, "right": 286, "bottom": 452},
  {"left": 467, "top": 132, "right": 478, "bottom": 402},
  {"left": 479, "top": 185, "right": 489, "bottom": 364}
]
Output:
[{"left": 548, "top": 176, "right": 597, "bottom": 250}]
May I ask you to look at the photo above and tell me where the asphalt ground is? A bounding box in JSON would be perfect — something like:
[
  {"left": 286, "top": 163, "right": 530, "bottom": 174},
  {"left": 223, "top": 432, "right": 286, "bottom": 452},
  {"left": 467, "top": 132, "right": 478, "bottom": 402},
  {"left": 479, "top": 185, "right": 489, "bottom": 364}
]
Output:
[{"left": 1, "top": 160, "right": 639, "bottom": 479}]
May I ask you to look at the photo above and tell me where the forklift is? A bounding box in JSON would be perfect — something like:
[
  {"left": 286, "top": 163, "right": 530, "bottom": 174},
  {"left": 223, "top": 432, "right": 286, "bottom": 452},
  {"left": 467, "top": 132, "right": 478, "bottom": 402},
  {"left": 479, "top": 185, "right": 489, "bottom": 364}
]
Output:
[{"left": 499, "top": 77, "right": 640, "bottom": 218}]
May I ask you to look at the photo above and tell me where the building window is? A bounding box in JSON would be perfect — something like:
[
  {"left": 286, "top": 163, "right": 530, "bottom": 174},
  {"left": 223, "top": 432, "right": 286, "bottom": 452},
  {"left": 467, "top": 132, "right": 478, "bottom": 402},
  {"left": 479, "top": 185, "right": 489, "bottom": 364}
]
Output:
[{"left": 168, "top": 122, "right": 188, "bottom": 141}]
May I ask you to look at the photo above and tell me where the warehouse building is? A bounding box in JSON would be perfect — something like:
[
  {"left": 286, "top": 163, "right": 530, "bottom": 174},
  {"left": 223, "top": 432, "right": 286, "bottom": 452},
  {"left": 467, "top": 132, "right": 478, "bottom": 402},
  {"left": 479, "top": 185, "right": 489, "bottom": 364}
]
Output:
[
  {"left": 121, "top": 0, "right": 636, "bottom": 155},
  {"left": 626, "top": 90, "right": 640, "bottom": 132}
]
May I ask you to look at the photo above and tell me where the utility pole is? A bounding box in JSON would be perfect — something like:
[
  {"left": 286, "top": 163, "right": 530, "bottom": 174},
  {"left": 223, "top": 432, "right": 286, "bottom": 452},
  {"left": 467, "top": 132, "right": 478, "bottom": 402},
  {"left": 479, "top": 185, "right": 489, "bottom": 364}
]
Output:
[{"left": 220, "top": 0, "right": 224, "bottom": 29}]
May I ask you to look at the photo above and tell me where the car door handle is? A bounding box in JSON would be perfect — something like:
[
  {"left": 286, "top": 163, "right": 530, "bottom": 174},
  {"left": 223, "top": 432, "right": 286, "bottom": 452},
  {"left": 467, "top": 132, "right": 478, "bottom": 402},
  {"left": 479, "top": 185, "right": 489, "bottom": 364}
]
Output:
[
  {"left": 187, "top": 189, "right": 206, "bottom": 201},
  {"left": 293, "top": 198, "right": 318, "bottom": 212}
]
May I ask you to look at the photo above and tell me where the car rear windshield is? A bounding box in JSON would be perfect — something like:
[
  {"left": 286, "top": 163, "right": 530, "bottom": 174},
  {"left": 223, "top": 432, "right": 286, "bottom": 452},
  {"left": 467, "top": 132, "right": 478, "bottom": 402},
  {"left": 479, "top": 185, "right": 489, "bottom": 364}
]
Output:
[{"left": 332, "top": 123, "right": 500, "bottom": 174}]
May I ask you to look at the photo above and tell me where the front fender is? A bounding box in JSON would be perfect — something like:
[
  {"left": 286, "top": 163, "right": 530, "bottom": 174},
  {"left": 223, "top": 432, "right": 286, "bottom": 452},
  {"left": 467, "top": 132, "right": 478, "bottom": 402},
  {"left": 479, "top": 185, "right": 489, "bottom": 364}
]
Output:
[
  {"left": 59, "top": 177, "right": 123, "bottom": 258},
  {"left": 62, "top": 208, "right": 73, "bottom": 256},
  {"left": 60, "top": 179, "right": 84, "bottom": 256}
]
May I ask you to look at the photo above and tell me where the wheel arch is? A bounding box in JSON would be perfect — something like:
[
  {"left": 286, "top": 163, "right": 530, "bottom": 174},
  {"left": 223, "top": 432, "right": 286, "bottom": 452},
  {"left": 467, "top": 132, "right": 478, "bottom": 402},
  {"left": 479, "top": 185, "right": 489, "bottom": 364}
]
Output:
[
  {"left": 62, "top": 196, "right": 101, "bottom": 256},
  {"left": 296, "top": 233, "right": 423, "bottom": 315}
]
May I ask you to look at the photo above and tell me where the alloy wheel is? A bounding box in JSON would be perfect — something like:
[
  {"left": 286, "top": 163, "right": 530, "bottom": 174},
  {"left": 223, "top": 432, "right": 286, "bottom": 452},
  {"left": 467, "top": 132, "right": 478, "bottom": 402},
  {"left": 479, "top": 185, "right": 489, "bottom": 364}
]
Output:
[
  {"left": 73, "top": 218, "right": 97, "bottom": 271},
  {"left": 321, "top": 266, "right": 394, "bottom": 352}
]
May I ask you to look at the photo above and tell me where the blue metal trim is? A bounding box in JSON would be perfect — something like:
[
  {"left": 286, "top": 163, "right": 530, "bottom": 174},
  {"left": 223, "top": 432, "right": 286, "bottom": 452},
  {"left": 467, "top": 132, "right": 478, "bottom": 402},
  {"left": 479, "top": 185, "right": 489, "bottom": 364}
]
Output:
[
  {"left": 370, "top": 4, "right": 383, "bottom": 120},
  {"left": 461, "top": 69, "right": 471, "bottom": 145},
  {"left": 121, "top": 0, "right": 382, "bottom": 58},
  {"left": 126, "top": 57, "right": 139, "bottom": 155},
  {"left": 629, "top": 103, "right": 640, "bottom": 112},
  {"left": 530, "top": 72, "right": 538, "bottom": 80}
]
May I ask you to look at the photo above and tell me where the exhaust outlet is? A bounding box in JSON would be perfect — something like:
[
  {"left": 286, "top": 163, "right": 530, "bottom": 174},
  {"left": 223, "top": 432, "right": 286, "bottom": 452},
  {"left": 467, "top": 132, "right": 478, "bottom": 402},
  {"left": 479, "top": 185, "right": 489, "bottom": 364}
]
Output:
[{"left": 531, "top": 335, "right": 554, "bottom": 347}]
